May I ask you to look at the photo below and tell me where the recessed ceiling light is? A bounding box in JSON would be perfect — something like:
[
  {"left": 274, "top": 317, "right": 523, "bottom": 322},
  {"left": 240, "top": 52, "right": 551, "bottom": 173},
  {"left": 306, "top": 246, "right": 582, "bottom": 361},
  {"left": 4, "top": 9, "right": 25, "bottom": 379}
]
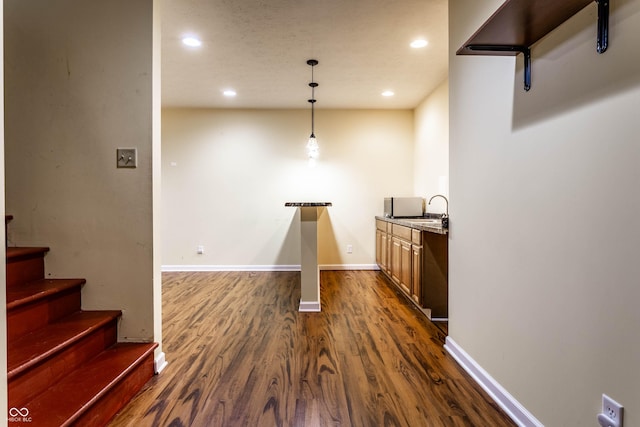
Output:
[
  {"left": 410, "top": 39, "right": 428, "bottom": 48},
  {"left": 223, "top": 89, "right": 237, "bottom": 97},
  {"left": 182, "top": 36, "right": 202, "bottom": 47},
  {"left": 382, "top": 90, "right": 395, "bottom": 97}
]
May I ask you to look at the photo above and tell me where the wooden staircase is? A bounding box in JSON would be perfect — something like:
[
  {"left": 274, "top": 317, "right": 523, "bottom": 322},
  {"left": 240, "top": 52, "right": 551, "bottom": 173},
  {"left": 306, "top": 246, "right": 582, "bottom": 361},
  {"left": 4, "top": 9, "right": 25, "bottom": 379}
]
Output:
[{"left": 6, "top": 216, "right": 157, "bottom": 426}]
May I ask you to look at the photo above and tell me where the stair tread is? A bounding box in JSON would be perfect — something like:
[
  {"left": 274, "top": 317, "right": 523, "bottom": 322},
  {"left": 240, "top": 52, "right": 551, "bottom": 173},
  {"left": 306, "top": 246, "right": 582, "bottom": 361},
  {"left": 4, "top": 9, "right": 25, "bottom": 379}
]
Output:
[
  {"left": 21, "top": 342, "right": 157, "bottom": 427},
  {"left": 8, "top": 310, "right": 122, "bottom": 379},
  {"left": 7, "top": 278, "right": 86, "bottom": 310},
  {"left": 6, "top": 246, "right": 50, "bottom": 262}
]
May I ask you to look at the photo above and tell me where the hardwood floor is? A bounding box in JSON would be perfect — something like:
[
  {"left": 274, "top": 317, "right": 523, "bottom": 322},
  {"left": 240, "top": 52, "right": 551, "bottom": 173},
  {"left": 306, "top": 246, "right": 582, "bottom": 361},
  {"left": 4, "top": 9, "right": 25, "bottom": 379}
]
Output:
[{"left": 108, "top": 271, "right": 515, "bottom": 427}]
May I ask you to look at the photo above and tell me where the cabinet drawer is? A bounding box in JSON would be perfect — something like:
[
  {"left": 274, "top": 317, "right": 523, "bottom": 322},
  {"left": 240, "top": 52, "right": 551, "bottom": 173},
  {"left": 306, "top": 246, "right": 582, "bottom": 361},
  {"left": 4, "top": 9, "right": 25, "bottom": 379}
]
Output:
[
  {"left": 412, "top": 229, "right": 422, "bottom": 245},
  {"left": 391, "top": 224, "right": 412, "bottom": 241},
  {"left": 376, "top": 220, "right": 387, "bottom": 232}
]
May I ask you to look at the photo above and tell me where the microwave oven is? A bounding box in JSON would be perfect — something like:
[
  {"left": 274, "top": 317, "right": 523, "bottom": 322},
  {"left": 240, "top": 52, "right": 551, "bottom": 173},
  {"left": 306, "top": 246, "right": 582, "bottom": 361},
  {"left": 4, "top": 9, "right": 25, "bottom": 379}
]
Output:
[{"left": 383, "top": 197, "right": 424, "bottom": 218}]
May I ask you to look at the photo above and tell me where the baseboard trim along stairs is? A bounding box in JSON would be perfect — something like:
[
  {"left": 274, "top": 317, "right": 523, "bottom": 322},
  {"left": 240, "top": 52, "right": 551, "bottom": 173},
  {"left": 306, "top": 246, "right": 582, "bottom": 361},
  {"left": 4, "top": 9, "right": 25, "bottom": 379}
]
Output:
[
  {"left": 6, "top": 215, "right": 158, "bottom": 427},
  {"left": 444, "top": 337, "right": 543, "bottom": 427},
  {"left": 154, "top": 351, "right": 168, "bottom": 373}
]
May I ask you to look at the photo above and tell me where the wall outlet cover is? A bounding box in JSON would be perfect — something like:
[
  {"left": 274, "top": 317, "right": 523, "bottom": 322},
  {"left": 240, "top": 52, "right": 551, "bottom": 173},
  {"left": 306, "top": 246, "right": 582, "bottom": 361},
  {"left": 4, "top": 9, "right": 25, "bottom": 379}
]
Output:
[
  {"left": 117, "top": 148, "right": 137, "bottom": 168},
  {"left": 598, "top": 394, "right": 623, "bottom": 427}
]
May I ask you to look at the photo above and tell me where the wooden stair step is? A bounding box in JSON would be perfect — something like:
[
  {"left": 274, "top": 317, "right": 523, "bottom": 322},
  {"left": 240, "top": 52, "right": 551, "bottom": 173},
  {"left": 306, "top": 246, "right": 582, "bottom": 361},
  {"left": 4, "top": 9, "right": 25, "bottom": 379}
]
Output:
[
  {"left": 6, "top": 246, "right": 50, "bottom": 262},
  {"left": 9, "top": 310, "right": 123, "bottom": 405},
  {"left": 4, "top": 230, "right": 159, "bottom": 425},
  {"left": 7, "top": 278, "right": 86, "bottom": 340},
  {"left": 21, "top": 343, "right": 158, "bottom": 427},
  {"left": 7, "top": 278, "right": 85, "bottom": 309},
  {"left": 6, "top": 246, "right": 50, "bottom": 288},
  {"left": 8, "top": 310, "right": 122, "bottom": 380}
]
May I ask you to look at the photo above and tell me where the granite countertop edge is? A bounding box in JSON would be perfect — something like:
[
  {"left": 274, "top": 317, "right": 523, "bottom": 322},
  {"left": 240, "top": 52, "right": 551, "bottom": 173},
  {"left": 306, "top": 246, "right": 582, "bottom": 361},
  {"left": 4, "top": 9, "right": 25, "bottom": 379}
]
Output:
[
  {"left": 375, "top": 215, "right": 448, "bottom": 235},
  {"left": 285, "top": 202, "right": 333, "bottom": 207}
]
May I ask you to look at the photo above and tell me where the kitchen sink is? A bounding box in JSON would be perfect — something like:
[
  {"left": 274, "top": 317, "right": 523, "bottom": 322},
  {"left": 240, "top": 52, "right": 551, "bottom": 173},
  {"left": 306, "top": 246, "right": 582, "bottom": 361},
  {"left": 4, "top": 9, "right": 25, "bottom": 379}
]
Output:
[{"left": 405, "top": 219, "right": 442, "bottom": 226}]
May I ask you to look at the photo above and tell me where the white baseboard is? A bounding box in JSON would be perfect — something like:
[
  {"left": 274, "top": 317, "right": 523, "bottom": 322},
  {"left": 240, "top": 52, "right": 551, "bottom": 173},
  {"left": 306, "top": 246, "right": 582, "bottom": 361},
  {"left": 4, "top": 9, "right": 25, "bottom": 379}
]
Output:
[
  {"left": 154, "top": 351, "right": 168, "bottom": 374},
  {"left": 298, "top": 301, "right": 321, "bottom": 312},
  {"left": 320, "top": 264, "right": 379, "bottom": 270},
  {"left": 162, "top": 264, "right": 380, "bottom": 272},
  {"left": 444, "top": 337, "right": 543, "bottom": 427},
  {"left": 162, "top": 264, "right": 300, "bottom": 272}
]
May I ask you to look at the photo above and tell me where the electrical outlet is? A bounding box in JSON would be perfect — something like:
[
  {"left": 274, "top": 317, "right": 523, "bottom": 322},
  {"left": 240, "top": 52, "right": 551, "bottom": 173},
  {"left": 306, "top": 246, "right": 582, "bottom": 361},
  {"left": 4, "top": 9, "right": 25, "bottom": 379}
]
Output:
[
  {"left": 597, "top": 394, "right": 623, "bottom": 427},
  {"left": 197, "top": 245, "right": 204, "bottom": 254},
  {"left": 347, "top": 244, "right": 353, "bottom": 254}
]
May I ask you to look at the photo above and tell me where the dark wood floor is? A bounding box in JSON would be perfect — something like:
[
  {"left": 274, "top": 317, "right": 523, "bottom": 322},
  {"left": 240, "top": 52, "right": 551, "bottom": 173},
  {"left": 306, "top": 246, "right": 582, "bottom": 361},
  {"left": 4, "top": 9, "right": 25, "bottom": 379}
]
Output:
[{"left": 108, "top": 271, "right": 515, "bottom": 427}]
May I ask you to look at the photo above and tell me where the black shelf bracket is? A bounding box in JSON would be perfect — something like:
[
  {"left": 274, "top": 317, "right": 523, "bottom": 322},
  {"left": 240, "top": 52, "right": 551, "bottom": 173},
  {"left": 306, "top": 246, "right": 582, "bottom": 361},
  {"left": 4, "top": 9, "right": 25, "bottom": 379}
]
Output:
[
  {"left": 466, "top": 45, "right": 532, "bottom": 91},
  {"left": 596, "top": 0, "right": 609, "bottom": 53},
  {"left": 462, "top": 1, "right": 608, "bottom": 92}
]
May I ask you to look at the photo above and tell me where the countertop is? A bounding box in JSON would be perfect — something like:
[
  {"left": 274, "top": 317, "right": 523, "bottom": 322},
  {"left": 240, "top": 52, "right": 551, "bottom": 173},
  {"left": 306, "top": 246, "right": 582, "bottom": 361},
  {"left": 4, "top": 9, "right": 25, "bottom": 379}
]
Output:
[
  {"left": 376, "top": 216, "right": 448, "bottom": 235},
  {"left": 285, "top": 202, "right": 333, "bottom": 207}
]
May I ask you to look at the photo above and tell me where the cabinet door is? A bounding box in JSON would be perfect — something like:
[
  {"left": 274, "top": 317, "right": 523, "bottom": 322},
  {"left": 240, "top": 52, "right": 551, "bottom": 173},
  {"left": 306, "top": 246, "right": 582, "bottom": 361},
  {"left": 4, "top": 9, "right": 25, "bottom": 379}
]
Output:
[
  {"left": 390, "top": 237, "right": 402, "bottom": 284},
  {"left": 399, "top": 240, "right": 412, "bottom": 294},
  {"left": 381, "top": 232, "right": 390, "bottom": 273},
  {"left": 376, "top": 229, "right": 382, "bottom": 266},
  {"left": 376, "top": 225, "right": 391, "bottom": 273},
  {"left": 412, "top": 244, "right": 422, "bottom": 304}
]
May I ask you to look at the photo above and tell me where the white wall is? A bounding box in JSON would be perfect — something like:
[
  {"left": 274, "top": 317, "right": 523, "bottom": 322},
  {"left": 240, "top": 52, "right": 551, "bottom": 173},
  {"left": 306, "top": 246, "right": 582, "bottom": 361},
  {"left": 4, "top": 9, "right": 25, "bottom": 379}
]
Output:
[
  {"left": 449, "top": 0, "right": 640, "bottom": 425},
  {"left": 152, "top": 0, "right": 164, "bottom": 368},
  {"left": 1, "top": 1, "right": 7, "bottom": 424},
  {"left": 4, "top": 0, "right": 158, "bottom": 344},
  {"left": 162, "top": 108, "right": 414, "bottom": 269},
  {"left": 414, "top": 79, "right": 449, "bottom": 214}
]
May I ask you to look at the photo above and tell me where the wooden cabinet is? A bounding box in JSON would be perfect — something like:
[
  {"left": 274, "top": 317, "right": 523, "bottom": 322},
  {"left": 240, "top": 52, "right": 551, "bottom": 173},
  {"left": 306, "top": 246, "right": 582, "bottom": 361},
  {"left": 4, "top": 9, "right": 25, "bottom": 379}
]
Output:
[
  {"left": 391, "top": 224, "right": 413, "bottom": 297},
  {"left": 391, "top": 236, "right": 412, "bottom": 295},
  {"left": 375, "top": 229, "right": 382, "bottom": 265},
  {"left": 381, "top": 233, "right": 390, "bottom": 274},
  {"left": 390, "top": 236, "right": 401, "bottom": 283},
  {"left": 375, "top": 218, "right": 448, "bottom": 318},
  {"left": 410, "top": 229, "right": 422, "bottom": 305},
  {"left": 378, "top": 222, "right": 422, "bottom": 306},
  {"left": 376, "top": 220, "right": 390, "bottom": 274},
  {"left": 421, "top": 231, "right": 448, "bottom": 319},
  {"left": 411, "top": 244, "right": 422, "bottom": 305}
]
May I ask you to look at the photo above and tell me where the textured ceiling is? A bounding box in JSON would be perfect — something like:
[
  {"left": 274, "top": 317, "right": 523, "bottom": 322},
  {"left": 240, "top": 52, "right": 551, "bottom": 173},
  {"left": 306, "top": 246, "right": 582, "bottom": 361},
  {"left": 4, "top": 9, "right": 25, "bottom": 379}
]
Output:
[{"left": 161, "top": 0, "right": 449, "bottom": 109}]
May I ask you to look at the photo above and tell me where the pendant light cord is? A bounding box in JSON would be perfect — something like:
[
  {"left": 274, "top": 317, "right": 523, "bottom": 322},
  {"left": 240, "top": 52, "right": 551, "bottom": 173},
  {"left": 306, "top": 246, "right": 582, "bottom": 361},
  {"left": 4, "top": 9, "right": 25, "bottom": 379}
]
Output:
[
  {"left": 307, "top": 59, "right": 318, "bottom": 137},
  {"left": 311, "top": 77, "right": 315, "bottom": 135}
]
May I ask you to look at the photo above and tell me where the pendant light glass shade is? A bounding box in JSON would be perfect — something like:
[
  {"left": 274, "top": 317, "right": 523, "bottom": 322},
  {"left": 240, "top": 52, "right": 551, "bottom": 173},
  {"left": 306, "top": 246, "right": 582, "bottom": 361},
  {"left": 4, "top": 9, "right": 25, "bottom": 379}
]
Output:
[
  {"left": 307, "top": 134, "right": 319, "bottom": 159},
  {"left": 306, "top": 59, "right": 319, "bottom": 160}
]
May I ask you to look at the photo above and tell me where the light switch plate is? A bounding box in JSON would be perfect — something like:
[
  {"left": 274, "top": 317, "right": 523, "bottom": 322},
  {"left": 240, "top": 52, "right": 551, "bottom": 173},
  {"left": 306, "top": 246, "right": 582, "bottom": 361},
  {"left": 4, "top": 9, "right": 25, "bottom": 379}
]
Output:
[{"left": 117, "top": 148, "right": 137, "bottom": 168}]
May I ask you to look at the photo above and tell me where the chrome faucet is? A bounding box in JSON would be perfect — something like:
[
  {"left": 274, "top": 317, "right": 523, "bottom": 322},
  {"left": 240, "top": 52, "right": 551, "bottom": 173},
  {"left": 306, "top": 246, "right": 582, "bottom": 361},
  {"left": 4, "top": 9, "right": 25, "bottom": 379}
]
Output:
[{"left": 428, "top": 194, "right": 449, "bottom": 217}]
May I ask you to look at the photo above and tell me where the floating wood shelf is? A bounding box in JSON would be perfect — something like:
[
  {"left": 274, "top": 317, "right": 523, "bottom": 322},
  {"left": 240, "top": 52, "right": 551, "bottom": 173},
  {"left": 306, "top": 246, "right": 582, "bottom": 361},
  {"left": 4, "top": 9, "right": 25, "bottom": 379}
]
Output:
[{"left": 457, "top": 0, "right": 609, "bottom": 91}]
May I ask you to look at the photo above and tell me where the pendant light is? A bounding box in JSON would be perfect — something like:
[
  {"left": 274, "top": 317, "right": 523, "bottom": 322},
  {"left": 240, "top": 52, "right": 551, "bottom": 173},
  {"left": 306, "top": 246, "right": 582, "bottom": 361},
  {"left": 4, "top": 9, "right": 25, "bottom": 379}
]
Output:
[{"left": 306, "top": 59, "right": 319, "bottom": 160}]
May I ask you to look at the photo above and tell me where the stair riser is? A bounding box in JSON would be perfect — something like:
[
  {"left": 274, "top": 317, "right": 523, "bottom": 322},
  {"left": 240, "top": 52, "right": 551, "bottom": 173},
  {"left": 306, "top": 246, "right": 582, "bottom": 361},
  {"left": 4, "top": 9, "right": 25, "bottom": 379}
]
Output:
[
  {"left": 7, "top": 290, "right": 82, "bottom": 340},
  {"left": 7, "top": 256, "right": 45, "bottom": 288},
  {"left": 9, "top": 321, "right": 118, "bottom": 406},
  {"left": 66, "top": 354, "right": 156, "bottom": 427}
]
